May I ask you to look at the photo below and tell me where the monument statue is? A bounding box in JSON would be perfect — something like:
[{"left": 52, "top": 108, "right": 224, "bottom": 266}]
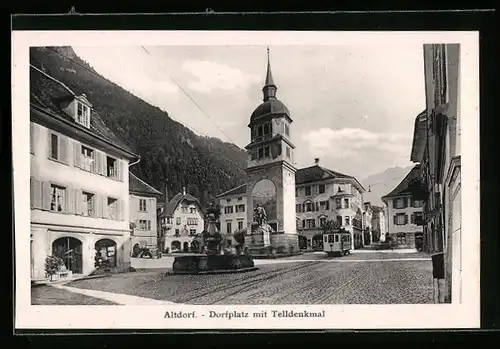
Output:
[{"left": 253, "top": 204, "right": 267, "bottom": 226}]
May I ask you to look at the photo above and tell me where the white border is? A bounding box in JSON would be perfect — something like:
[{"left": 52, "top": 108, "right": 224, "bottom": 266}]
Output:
[{"left": 13, "top": 31, "right": 480, "bottom": 330}]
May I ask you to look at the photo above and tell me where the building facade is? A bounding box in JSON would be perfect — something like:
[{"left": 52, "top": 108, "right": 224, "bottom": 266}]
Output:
[
  {"left": 129, "top": 172, "right": 162, "bottom": 255},
  {"left": 410, "top": 43, "right": 462, "bottom": 303},
  {"left": 295, "top": 159, "right": 366, "bottom": 250},
  {"left": 363, "top": 202, "right": 374, "bottom": 244},
  {"left": 217, "top": 184, "right": 248, "bottom": 236},
  {"left": 30, "top": 66, "right": 138, "bottom": 279},
  {"left": 382, "top": 165, "right": 425, "bottom": 250},
  {"left": 371, "top": 205, "right": 387, "bottom": 243},
  {"left": 157, "top": 187, "right": 204, "bottom": 253}
]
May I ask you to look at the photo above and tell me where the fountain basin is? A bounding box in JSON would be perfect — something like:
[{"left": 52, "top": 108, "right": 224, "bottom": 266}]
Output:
[{"left": 170, "top": 254, "right": 257, "bottom": 275}]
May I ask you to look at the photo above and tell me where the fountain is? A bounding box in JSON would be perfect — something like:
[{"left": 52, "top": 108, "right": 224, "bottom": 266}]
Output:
[{"left": 170, "top": 203, "right": 257, "bottom": 275}]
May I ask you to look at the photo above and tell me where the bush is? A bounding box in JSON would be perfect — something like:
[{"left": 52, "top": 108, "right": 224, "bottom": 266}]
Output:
[{"left": 45, "top": 255, "right": 65, "bottom": 277}]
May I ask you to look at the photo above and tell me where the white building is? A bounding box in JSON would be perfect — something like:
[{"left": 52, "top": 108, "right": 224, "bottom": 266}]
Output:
[
  {"left": 382, "top": 165, "right": 425, "bottom": 250},
  {"left": 157, "top": 187, "right": 205, "bottom": 253},
  {"left": 30, "top": 65, "right": 138, "bottom": 279}
]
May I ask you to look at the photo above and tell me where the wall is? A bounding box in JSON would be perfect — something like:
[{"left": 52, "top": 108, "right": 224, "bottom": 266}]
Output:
[
  {"left": 386, "top": 196, "right": 424, "bottom": 235},
  {"left": 130, "top": 194, "right": 158, "bottom": 247},
  {"left": 218, "top": 194, "right": 248, "bottom": 235}
]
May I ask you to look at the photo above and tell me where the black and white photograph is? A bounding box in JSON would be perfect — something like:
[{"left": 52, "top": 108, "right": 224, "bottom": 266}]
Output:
[{"left": 13, "top": 31, "right": 480, "bottom": 330}]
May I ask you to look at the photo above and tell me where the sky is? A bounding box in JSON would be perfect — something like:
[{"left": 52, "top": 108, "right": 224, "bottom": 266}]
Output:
[{"left": 72, "top": 44, "right": 426, "bottom": 180}]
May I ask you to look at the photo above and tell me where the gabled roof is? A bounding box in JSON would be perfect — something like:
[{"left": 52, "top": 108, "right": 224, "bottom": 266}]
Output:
[
  {"left": 159, "top": 192, "right": 203, "bottom": 218},
  {"left": 216, "top": 184, "right": 247, "bottom": 198},
  {"left": 129, "top": 172, "right": 162, "bottom": 197},
  {"left": 382, "top": 165, "right": 422, "bottom": 201},
  {"left": 296, "top": 165, "right": 366, "bottom": 192},
  {"left": 30, "top": 65, "right": 136, "bottom": 156}
]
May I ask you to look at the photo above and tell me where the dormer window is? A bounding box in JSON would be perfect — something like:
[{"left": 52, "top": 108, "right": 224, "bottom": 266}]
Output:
[{"left": 76, "top": 101, "right": 90, "bottom": 128}]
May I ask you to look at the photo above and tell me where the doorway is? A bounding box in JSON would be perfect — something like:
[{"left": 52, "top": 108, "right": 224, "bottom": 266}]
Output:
[{"left": 52, "top": 236, "right": 83, "bottom": 274}]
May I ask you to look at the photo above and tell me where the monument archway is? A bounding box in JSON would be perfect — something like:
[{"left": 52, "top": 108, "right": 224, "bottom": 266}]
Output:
[{"left": 252, "top": 178, "right": 277, "bottom": 226}]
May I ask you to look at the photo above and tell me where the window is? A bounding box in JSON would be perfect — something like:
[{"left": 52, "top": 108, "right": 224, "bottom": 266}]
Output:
[
  {"left": 344, "top": 198, "right": 350, "bottom": 209},
  {"left": 396, "top": 232, "right": 407, "bottom": 245},
  {"left": 319, "top": 200, "right": 329, "bottom": 210},
  {"left": 264, "top": 146, "right": 270, "bottom": 157},
  {"left": 334, "top": 235, "right": 340, "bottom": 243},
  {"left": 258, "top": 148, "right": 264, "bottom": 158},
  {"left": 319, "top": 217, "right": 327, "bottom": 227},
  {"left": 226, "top": 221, "right": 232, "bottom": 234},
  {"left": 139, "top": 199, "right": 147, "bottom": 212},
  {"left": 187, "top": 218, "right": 198, "bottom": 225},
  {"left": 76, "top": 102, "right": 90, "bottom": 128},
  {"left": 285, "top": 124, "right": 290, "bottom": 136},
  {"left": 224, "top": 206, "right": 234, "bottom": 214},
  {"left": 344, "top": 216, "right": 350, "bottom": 225},
  {"left": 237, "top": 220, "right": 244, "bottom": 230},
  {"left": 81, "top": 146, "right": 95, "bottom": 172},
  {"left": 263, "top": 123, "right": 270, "bottom": 134},
  {"left": 394, "top": 213, "right": 408, "bottom": 225},
  {"left": 175, "top": 229, "right": 180, "bottom": 237},
  {"left": 138, "top": 220, "right": 151, "bottom": 230},
  {"left": 295, "top": 188, "right": 299, "bottom": 197},
  {"left": 49, "top": 134, "right": 59, "bottom": 160},
  {"left": 189, "top": 229, "right": 197, "bottom": 236},
  {"left": 107, "top": 197, "right": 118, "bottom": 219},
  {"left": 235, "top": 204, "right": 245, "bottom": 213},
  {"left": 227, "top": 198, "right": 232, "bottom": 203},
  {"left": 296, "top": 204, "right": 302, "bottom": 213},
  {"left": 305, "top": 202, "right": 313, "bottom": 212},
  {"left": 176, "top": 217, "right": 181, "bottom": 225},
  {"left": 181, "top": 206, "right": 188, "bottom": 213},
  {"left": 411, "top": 212, "right": 424, "bottom": 225},
  {"left": 412, "top": 199, "right": 424, "bottom": 208},
  {"left": 318, "top": 184, "right": 326, "bottom": 194},
  {"left": 189, "top": 206, "right": 197, "bottom": 213},
  {"left": 257, "top": 125, "right": 263, "bottom": 137},
  {"left": 393, "top": 198, "right": 408, "bottom": 209},
  {"left": 305, "top": 186, "right": 312, "bottom": 196},
  {"left": 50, "top": 185, "right": 65, "bottom": 212},
  {"left": 306, "top": 219, "right": 315, "bottom": 228},
  {"left": 82, "top": 191, "right": 94, "bottom": 216},
  {"left": 106, "top": 156, "right": 117, "bottom": 178},
  {"left": 336, "top": 216, "right": 342, "bottom": 225},
  {"left": 335, "top": 198, "right": 342, "bottom": 209},
  {"left": 237, "top": 197, "right": 243, "bottom": 201},
  {"left": 286, "top": 146, "right": 291, "bottom": 159}
]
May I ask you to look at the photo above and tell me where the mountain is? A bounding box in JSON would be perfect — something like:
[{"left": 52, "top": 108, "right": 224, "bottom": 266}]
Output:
[
  {"left": 361, "top": 165, "right": 414, "bottom": 206},
  {"left": 29, "top": 46, "right": 248, "bottom": 207}
]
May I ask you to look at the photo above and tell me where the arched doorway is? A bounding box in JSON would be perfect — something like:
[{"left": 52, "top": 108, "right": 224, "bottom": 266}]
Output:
[
  {"left": 298, "top": 235, "right": 308, "bottom": 250},
  {"left": 52, "top": 236, "right": 83, "bottom": 274},
  {"left": 95, "top": 239, "right": 117, "bottom": 267},
  {"left": 312, "top": 234, "right": 323, "bottom": 251},
  {"left": 171, "top": 241, "right": 181, "bottom": 252},
  {"left": 252, "top": 179, "right": 277, "bottom": 226},
  {"left": 183, "top": 241, "right": 189, "bottom": 252}
]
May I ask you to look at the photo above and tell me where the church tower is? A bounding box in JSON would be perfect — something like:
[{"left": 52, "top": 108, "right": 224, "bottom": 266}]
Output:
[{"left": 245, "top": 47, "right": 299, "bottom": 253}]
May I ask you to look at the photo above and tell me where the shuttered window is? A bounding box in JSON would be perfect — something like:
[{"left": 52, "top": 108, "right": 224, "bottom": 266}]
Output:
[{"left": 48, "top": 132, "right": 69, "bottom": 164}]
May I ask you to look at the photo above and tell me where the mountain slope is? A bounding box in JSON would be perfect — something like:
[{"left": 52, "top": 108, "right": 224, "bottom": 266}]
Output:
[
  {"left": 362, "top": 165, "right": 414, "bottom": 206},
  {"left": 30, "top": 46, "right": 248, "bottom": 206}
]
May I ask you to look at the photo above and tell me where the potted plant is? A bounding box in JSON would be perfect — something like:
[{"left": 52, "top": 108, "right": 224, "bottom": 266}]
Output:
[{"left": 44, "top": 255, "right": 65, "bottom": 282}]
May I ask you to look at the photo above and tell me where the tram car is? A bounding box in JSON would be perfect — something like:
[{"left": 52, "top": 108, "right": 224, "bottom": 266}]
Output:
[{"left": 323, "top": 231, "right": 352, "bottom": 257}]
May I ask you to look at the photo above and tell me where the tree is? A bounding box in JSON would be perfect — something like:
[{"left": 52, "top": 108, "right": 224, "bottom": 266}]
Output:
[{"left": 321, "top": 219, "right": 341, "bottom": 234}]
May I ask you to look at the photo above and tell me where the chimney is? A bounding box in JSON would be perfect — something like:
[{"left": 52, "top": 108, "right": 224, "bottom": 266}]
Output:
[
  {"left": 314, "top": 158, "right": 320, "bottom": 165},
  {"left": 164, "top": 184, "right": 169, "bottom": 204},
  {"left": 182, "top": 187, "right": 186, "bottom": 196}
]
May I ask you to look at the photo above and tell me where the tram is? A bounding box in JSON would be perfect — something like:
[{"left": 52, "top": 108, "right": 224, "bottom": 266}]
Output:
[{"left": 323, "top": 230, "right": 352, "bottom": 257}]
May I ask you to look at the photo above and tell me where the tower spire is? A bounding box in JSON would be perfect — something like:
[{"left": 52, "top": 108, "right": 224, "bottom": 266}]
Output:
[{"left": 262, "top": 46, "right": 277, "bottom": 101}]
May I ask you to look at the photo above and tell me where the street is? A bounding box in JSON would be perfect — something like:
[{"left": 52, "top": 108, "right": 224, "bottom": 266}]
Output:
[{"left": 32, "top": 252, "right": 433, "bottom": 305}]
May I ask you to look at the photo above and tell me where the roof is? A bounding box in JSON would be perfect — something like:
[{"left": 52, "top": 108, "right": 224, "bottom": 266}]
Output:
[
  {"left": 129, "top": 172, "right": 162, "bottom": 196},
  {"left": 296, "top": 165, "right": 366, "bottom": 192},
  {"left": 216, "top": 184, "right": 247, "bottom": 198},
  {"left": 410, "top": 110, "right": 428, "bottom": 163},
  {"left": 382, "top": 165, "right": 422, "bottom": 201},
  {"left": 30, "top": 65, "right": 136, "bottom": 156},
  {"left": 159, "top": 192, "right": 202, "bottom": 218},
  {"left": 249, "top": 99, "right": 291, "bottom": 124}
]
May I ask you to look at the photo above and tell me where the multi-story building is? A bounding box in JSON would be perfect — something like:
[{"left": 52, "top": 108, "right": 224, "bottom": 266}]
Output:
[
  {"left": 295, "top": 158, "right": 366, "bottom": 250},
  {"left": 216, "top": 184, "right": 248, "bottom": 235},
  {"left": 371, "top": 205, "right": 387, "bottom": 242},
  {"left": 157, "top": 187, "right": 204, "bottom": 253},
  {"left": 30, "top": 65, "right": 139, "bottom": 279},
  {"left": 129, "top": 172, "right": 162, "bottom": 255},
  {"left": 382, "top": 165, "right": 425, "bottom": 250},
  {"left": 410, "top": 43, "right": 462, "bottom": 303},
  {"left": 363, "top": 202, "right": 374, "bottom": 244}
]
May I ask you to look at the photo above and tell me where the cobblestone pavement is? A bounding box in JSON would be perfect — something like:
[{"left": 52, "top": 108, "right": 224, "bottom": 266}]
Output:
[
  {"left": 31, "top": 285, "right": 119, "bottom": 305},
  {"left": 66, "top": 252, "right": 433, "bottom": 305}
]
